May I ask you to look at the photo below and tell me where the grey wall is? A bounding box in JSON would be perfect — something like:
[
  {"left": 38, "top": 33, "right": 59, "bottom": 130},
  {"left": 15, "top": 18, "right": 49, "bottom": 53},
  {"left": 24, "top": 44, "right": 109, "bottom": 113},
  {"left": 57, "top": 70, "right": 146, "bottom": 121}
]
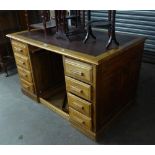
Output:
[{"left": 91, "top": 10, "right": 155, "bottom": 61}]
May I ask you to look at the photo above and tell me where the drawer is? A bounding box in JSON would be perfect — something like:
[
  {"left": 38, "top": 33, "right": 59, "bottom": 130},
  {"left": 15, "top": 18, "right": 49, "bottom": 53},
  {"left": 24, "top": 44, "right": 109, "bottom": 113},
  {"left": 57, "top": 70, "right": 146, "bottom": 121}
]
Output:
[
  {"left": 64, "top": 57, "right": 93, "bottom": 83},
  {"left": 68, "top": 93, "right": 91, "bottom": 117},
  {"left": 69, "top": 107, "right": 92, "bottom": 130},
  {"left": 12, "top": 40, "right": 28, "bottom": 56},
  {"left": 20, "top": 79, "right": 34, "bottom": 93},
  {"left": 14, "top": 53, "right": 30, "bottom": 70},
  {"left": 65, "top": 76, "right": 92, "bottom": 101},
  {"left": 17, "top": 66, "right": 33, "bottom": 83}
]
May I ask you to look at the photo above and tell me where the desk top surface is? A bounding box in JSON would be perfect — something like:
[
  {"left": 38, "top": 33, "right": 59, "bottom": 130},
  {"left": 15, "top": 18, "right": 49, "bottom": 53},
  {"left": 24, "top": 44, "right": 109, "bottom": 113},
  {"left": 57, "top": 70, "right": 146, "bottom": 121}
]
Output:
[
  {"left": 7, "top": 29, "right": 145, "bottom": 65},
  {"left": 20, "top": 30, "right": 137, "bottom": 57}
]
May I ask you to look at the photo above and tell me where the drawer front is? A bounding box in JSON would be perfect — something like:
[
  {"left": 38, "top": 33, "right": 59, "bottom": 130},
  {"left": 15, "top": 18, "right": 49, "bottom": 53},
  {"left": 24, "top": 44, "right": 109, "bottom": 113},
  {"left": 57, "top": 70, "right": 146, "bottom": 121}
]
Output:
[
  {"left": 12, "top": 40, "right": 28, "bottom": 56},
  {"left": 68, "top": 93, "right": 91, "bottom": 117},
  {"left": 14, "top": 53, "right": 30, "bottom": 70},
  {"left": 65, "top": 76, "right": 92, "bottom": 101},
  {"left": 20, "top": 79, "right": 34, "bottom": 93},
  {"left": 69, "top": 107, "right": 92, "bottom": 130},
  {"left": 17, "top": 66, "right": 33, "bottom": 83},
  {"left": 64, "top": 57, "right": 93, "bottom": 83}
]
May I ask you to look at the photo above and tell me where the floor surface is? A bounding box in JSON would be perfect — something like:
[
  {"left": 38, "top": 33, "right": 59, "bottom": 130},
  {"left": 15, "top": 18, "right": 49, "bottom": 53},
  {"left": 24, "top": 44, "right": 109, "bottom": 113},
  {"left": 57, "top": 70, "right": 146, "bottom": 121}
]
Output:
[{"left": 0, "top": 62, "right": 155, "bottom": 144}]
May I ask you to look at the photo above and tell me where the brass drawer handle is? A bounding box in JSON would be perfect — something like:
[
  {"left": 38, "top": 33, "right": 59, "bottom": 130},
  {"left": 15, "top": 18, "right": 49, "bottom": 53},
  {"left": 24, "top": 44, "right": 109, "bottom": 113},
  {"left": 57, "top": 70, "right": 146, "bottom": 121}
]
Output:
[
  {"left": 20, "top": 73, "right": 28, "bottom": 78},
  {"left": 22, "top": 83, "right": 29, "bottom": 89},
  {"left": 14, "top": 47, "right": 23, "bottom": 53},
  {"left": 70, "top": 86, "right": 83, "bottom": 94},
  {"left": 73, "top": 102, "right": 84, "bottom": 110},
  {"left": 17, "top": 60, "right": 25, "bottom": 65},
  {"left": 71, "top": 70, "right": 84, "bottom": 76},
  {"left": 74, "top": 117, "right": 85, "bottom": 125},
  {"left": 22, "top": 62, "right": 25, "bottom": 65},
  {"left": 24, "top": 74, "right": 28, "bottom": 78}
]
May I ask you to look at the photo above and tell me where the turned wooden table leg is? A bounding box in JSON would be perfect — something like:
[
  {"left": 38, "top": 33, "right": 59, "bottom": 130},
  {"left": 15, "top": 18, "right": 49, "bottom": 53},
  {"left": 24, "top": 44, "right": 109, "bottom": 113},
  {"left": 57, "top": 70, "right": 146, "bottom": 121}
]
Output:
[
  {"left": 41, "top": 11, "right": 47, "bottom": 35},
  {"left": 108, "top": 10, "right": 112, "bottom": 37},
  {"left": 83, "top": 10, "right": 96, "bottom": 43},
  {"left": 24, "top": 10, "right": 30, "bottom": 31},
  {"left": 82, "top": 10, "right": 85, "bottom": 28},
  {"left": 106, "top": 10, "right": 119, "bottom": 49}
]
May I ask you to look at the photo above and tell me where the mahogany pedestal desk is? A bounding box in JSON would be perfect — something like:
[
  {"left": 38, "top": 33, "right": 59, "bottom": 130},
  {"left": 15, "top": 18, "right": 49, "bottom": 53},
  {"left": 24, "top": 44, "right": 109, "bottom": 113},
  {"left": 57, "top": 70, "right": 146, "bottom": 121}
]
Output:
[{"left": 7, "top": 30, "right": 145, "bottom": 140}]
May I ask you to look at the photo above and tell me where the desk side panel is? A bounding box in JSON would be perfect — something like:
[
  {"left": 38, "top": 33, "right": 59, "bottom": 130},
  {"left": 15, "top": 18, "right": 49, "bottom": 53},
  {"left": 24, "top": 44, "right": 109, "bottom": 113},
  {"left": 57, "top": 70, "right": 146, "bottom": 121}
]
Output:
[{"left": 95, "top": 41, "right": 144, "bottom": 132}]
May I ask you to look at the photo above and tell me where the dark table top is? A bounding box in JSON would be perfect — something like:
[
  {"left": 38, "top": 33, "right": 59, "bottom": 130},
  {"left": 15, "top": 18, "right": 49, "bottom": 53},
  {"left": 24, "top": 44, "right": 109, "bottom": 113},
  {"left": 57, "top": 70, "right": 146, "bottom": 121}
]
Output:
[{"left": 20, "top": 29, "right": 138, "bottom": 57}]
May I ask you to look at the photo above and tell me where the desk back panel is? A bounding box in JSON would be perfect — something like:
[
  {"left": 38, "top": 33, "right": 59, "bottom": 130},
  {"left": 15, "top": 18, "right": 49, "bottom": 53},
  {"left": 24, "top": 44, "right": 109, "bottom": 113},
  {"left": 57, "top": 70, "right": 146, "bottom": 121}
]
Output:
[{"left": 30, "top": 49, "right": 65, "bottom": 96}]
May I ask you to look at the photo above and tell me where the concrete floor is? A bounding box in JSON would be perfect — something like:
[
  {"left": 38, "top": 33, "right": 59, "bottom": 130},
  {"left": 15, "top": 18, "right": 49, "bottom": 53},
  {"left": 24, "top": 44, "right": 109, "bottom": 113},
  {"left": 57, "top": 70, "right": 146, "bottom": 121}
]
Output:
[{"left": 0, "top": 62, "right": 155, "bottom": 144}]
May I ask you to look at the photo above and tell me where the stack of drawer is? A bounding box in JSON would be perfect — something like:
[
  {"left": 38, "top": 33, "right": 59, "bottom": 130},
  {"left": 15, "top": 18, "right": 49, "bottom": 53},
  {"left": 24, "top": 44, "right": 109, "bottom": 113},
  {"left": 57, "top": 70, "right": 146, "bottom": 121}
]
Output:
[
  {"left": 64, "top": 57, "right": 93, "bottom": 131},
  {"left": 11, "top": 40, "right": 34, "bottom": 93}
]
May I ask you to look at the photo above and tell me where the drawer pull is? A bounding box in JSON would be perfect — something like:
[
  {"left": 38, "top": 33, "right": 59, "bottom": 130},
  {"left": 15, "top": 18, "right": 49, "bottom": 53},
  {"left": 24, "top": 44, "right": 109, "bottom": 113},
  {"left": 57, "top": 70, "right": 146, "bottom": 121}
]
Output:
[
  {"left": 70, "top": 86, "right": 83, "bottom": 94},
  {"left": 23, "top": 74, "right": 28, "bottom": 78},
  {"left": 75, "top": 117, "right": 85, "bottom": 125},
  {"left": 17, "top": 60, "right": 25, "bottom": 65},
  {"left": 21, "top": 73, "right": 27, "bottom": 77},
  {"left": 71, "top": 70, "right": 84, "bottom": 76},
  {"left": 73, "top": 102, "right": 84, "bottom": 110},
  {"left": 14, "top": 47, "right": 23, "bottom": 53},
  {"left": 22, "top": 83, "right": 29, "bottom": 89}
]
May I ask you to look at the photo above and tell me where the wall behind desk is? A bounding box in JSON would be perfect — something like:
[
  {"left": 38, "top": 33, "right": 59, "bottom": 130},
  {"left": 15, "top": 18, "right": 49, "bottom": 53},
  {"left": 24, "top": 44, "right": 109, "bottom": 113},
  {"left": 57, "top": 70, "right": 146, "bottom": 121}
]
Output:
[{"left": 91, "top": 10, "right": 155, "bottom": 63}]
